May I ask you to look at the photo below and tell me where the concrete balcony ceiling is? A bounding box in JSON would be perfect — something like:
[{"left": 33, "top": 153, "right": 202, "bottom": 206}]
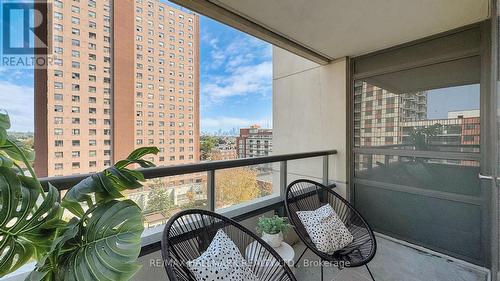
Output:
[{"left": 208, "top": 0, "right": 489, "bottom": 59}]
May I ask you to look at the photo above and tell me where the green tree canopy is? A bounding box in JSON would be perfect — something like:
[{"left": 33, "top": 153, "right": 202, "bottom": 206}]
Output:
[
  {"left": 146, "top": 181, "right": 174, "bottom": 214},
  {"left": 200, "top": 136, "right": 218, "bottom": 160}
]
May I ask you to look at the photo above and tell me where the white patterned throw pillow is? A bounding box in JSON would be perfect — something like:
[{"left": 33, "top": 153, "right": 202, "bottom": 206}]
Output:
[
  {"left": 297, "top": 204, "right": 353, "bottom": 254},
  {"left": 187, "top": 229, "right": 259, "bottom": 281}
]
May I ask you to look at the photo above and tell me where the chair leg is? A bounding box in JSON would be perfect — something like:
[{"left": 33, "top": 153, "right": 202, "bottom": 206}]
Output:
[
  {"left": 293, "top": 247, "right": 308, "bottom": 268},
  {"left": 320, "top": 261, "right": 324, "bottom": 281},
  {"left": 365, "top": 264, "right": 375, "bottom": 281}
]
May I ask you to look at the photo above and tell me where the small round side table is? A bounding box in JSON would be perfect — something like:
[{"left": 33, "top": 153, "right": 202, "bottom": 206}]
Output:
[{"left": 245, "top": 241, "right": 295, "bottom": 272}]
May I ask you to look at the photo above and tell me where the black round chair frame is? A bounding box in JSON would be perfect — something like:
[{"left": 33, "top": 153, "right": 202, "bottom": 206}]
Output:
[
  {"left": 162, "top": 209, "right": 297, "bottom": 281},
  {"left": 284, "top": 179, "right": 377, "bottom": 281}
]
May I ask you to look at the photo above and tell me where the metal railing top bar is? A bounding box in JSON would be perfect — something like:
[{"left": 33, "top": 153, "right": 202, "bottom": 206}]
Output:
[
  {"left": 370, "top": 143, "right": 480, "bottom": 148},
  {"left": 353, "top": 147, "right": 479, "bottom": 161},
  {"left": 39, "top": 149, "right": 337, "bottom": 190}
]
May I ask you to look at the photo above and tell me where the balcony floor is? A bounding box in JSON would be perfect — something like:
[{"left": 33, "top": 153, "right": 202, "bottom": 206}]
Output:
[
  {"left": 292, "top": 235, "right": 489, "bottom": 281},
  {"left": 131, "top": 233, "right": 489, "bottom": 281}
]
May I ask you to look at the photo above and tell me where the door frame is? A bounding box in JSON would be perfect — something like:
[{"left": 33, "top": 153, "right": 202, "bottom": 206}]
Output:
[
  {"left": 347, "top": 21, "right": 493, "bottom": 266},
  {"left": 487, "top": 0, "right": 499, "bottom": 279}
]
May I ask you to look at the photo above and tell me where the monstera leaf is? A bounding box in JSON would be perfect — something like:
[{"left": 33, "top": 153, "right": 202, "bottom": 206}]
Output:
[
  {"left": 28, "top": 200, "right": 144, "bottom": 281},
  {"left": 59, "top": 200, "right": 144, "bottom": 280},
  {"left": 0, "top": 111, "right": 155, "bottom": 280},
  {"left": 0, "top": 112, "right": 34, "bottom": 171},
  {"left": 0, "top": 168, "right": 60, "bottom": 277},
  {"left": 61, "top": 147, "right": 159, "bottom": 217},
  {"left": 0, "top": 113, "right": 34, "bottom": 165}
]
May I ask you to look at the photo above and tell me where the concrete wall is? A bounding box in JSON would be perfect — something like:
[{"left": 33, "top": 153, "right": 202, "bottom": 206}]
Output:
[{"left": 272, "top": 47, "right": 348, "bottom": 198}]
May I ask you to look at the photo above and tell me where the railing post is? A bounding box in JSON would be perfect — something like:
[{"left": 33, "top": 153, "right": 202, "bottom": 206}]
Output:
[
  {"left": 280, "top": 161, "right": 287, "bottom": 199},
  {"left": 323, "top": 155, "right": 329, "bottom": 186},
  {"left": 207, "top": 170, "right": 215, "bottom": 211}
]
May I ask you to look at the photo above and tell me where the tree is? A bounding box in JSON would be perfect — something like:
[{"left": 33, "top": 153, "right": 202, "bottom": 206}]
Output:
[
  {"left": 146, "top": 179, "right": 174, "bottom": 214},
  {"left": 257, "top": 181, "right": 273, "bottom": 197},
  {"left": 200, "top": 135, "right": 217, "bottom": 160},
  {"left": 23, "top": 136, "right": 35, "bottom": 150},
  {"left": 215, "top": 167, "right": 261, "bottom": 208}
]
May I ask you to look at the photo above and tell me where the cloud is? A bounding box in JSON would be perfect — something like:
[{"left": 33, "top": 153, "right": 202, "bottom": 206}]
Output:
[
  {"left": 200, "top": 23, "right": 273, "bottom": 133},
  {"left": 201, "top": 34, "right": 273, "bottom": 105},
  {"left": 202, "top": 116, "right": 272, "bottom": 131},
  {"left": 209, "top": 49, "right": 225, "bottom": 69},
  {"left": 202, "top": 61, "right": 272, "bottom": 103},
  {"left": 0, "top": 67, "right": 34, "bottom": 82},
  {"left": 208, "top": 38, "right": 219, "bottom": 49},
  {"left": 0, "top": 81, "right": 34, "bottom": 132},
  {"left": 202, "top": 32, "right": 272, "bottom": 72}
]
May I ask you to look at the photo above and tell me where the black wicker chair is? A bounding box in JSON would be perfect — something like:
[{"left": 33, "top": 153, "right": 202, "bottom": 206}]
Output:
[
  {"left": 285, "top": 179, "right": 377, "bottom": 281},
  {"left": 162, "top": 209, "right": 297, "bottom": 281}
]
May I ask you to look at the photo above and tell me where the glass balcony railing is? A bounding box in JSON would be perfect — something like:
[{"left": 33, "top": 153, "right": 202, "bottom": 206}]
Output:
[{"left": 38, "top": 149, "right": 337, "bottom": 256}]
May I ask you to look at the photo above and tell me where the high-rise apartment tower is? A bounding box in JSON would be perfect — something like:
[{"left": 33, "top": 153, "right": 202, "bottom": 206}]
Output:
[{"left": 35, "top": 0, "right": 200, "bottom": 177}]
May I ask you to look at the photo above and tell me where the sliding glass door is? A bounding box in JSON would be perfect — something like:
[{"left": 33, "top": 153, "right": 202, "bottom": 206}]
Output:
[{"left": 351, "top": 25, "right": 490, "bottom": 265}]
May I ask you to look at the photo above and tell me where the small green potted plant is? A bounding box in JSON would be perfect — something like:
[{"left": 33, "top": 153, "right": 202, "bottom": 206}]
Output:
[{"left": 256, "top": 215, "right": 292, "bottom": 248}]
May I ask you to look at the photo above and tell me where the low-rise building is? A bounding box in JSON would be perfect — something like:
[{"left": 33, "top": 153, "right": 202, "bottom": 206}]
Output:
[{"left": 236, "top": 125, "right": 272, "bottom": 158}]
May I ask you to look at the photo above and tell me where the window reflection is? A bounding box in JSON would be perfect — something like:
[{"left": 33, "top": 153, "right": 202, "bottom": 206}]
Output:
[{"left": 354, "top": 82, "right": 480, "bottom": 153}]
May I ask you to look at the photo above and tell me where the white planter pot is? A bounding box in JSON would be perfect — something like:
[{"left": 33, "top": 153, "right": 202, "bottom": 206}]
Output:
[{"left": 261, "top": 231, "right": 283, "bottom": 248}]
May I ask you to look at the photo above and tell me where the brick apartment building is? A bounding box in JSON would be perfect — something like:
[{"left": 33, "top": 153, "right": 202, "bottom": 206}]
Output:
[
  {"left": 211, "top": 147, "right": 238, "bottom": 160},
  {"left": 354, "top": 81, "right": 480, "bottom": 170},
  {"left": 35, "top": 0, "right": 200, "bottom": 178},
  {"left": 236, "top": 125, "right": 272, "bottom": 158}
]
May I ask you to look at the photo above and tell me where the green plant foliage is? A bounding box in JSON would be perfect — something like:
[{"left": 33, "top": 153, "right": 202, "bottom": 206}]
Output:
[
  {"left": 61, "top": 147, "right": 160, "bottom": 218},
  {"left": 146, "top": 181, "right": 174, "bottom": 214},
  {"left": 0, "top": 111, "right": 60, "bottom": 277},
  {"left": 0, "top": 171, "right": 60, "bottom": 276},
  {"left": 30, "top": 200, "right": 144, "bottom": 281},
  {"left": 200, "top": 135, "right": 217, "bottom": 160},
  {"left": 0, "top": 111, "right": 158, "bottom": 280},
  {"left": 61, "top": 200, "right": 144, "bottom": 280},
  {"left": 256, "top": 215, "right": 292, "bottom": 235}
]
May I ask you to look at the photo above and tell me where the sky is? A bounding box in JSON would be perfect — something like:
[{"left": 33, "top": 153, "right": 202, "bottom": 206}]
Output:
[
  {"left": 0, "top": 68, "right": 34, "bottom": 132},
  {"left": 198, "top": 15, "right": 273, "bottom": 134},
  {"left": 0, "top": 2, "right": 273, "bottom": 134},
  {"left": 426, "top": 84, "right": 480, "bottom": 119},
  {"left": 0, "top": 2, "right": 36, "bottom": 132}
]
